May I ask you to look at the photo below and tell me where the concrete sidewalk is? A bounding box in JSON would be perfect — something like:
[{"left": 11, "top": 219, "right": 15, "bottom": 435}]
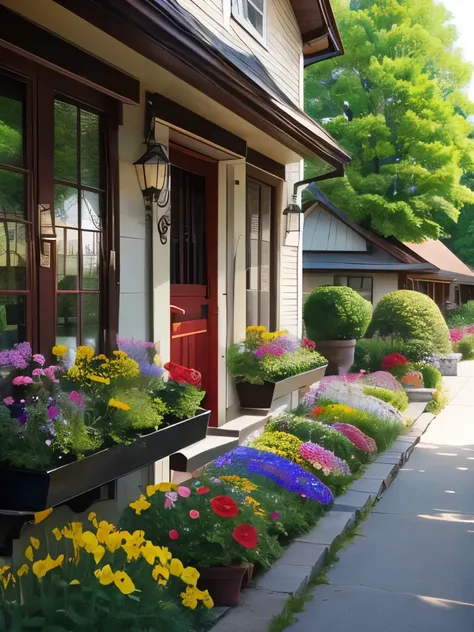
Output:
[{"left": 288, "top": 362, "right": 474, "bottom": 632}]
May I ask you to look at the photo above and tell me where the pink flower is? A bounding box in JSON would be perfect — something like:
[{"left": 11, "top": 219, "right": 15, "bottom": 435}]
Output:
[
  {"left": 178, "top": 486, "right": 191, "bottom": 498},
  {"left": 3, "top": 396, "right": 14, "bottom": 406},
  {"left": 270, "top": 512, "right": 280, "bottom": 520},
  {"left": 33, "top": 354, "right": 45, "bottom": 366},
  {"left": 189, "top": 510, "right": 200, "bottom": 519},
  {"left": 69, "top": 391, "right": 84, "bottom": 407},
  {"left": 332, "top": 423, "right": 377, "bottom": 453},
  {"left": 47, "top": 406, "right": 59, "bottom": 420},
  {"left": 12, "top": 376, "right": 33, "bottom": 387},
  {"left": 45, "top": 440, "right": 52, "bottom": 446},
  {"left": 32, "top": 368, "right": 44, "bottom": 377},
  {"left": 169, "top": 530, "right": 179, "bottom": 540},
  {"left": 300, "top": 442, "right": 350, "bottom": 476}
]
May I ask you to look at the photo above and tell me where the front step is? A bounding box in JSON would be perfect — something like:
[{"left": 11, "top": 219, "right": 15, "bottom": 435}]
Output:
[{"left": 169, "top": 435, "right": 238, "bottom": 472}]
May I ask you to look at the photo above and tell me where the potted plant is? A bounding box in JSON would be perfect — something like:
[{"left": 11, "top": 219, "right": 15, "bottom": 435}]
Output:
[
  {"left": 227, "top": 327, "right": 327, "bottom": 409},
  {"left": 303, "top": 286, "right": 372, "bottom": 375},
  {"left": 120, "top": 478, "right": 282, "bottom": 606},
  {"left": 0, "top": 342, "right": 210, "bottom": 514}
]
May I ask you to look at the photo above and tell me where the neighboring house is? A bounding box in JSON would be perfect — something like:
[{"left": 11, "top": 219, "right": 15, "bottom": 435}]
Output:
[
  {"left": 0, "top": 0, "right": 349, "bottom": 510},
  {"left": 303, "top": 187, "right": 474, "bottom": 309}
]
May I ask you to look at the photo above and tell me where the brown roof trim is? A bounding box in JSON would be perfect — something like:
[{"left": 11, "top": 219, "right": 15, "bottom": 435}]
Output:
[
  {"left": 247, "top": 149, "right": 286, "bottom": 180},
  {"left": 52, "top": 0, "right": 350, "bottom": 167},
  {"left": 0, "top": 5, "right": 139, "bottom": 104}
]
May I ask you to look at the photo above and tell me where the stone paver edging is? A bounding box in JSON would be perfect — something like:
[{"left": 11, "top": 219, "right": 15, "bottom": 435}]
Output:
[{"left": 211, "top": 410, "right": 435, "bottom": 632}]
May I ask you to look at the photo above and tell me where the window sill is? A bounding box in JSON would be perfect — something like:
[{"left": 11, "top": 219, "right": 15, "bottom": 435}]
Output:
[{"left": 231, "top": 13, "right": 267, "bottom": 50}]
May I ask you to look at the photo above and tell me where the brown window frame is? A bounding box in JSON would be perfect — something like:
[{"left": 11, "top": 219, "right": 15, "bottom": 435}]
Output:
[
  {"left": 334, "top": 275, "right": 374, "bottom": 303},
  {"left": 245, "top": 176, "right": 276, "bottom": 331},
  {"left": 0, "top": 46, "right": 120, "bottom": 356}
]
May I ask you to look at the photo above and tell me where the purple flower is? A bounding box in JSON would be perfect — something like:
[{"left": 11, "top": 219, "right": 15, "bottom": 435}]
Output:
[
  {"left": 45, "top": 440, "right": 52, "bottom": 447},
  {"left": 3, "top": 396, "right": 14, "bottom": 406},
  {"left": 47, "top": 406, "right": 59, "bottom": 420},
  {"left": 18, "top": 409, "right": 27, "bottom": 425},
  {"left": 33, "top": 354, "right": 45, "bottom": 366},
  {"left": 138, "top": 361, "right": 164, "bottom": 378},
  {"left": 0, "top": 343, "right": 32, "bottom": 368}
]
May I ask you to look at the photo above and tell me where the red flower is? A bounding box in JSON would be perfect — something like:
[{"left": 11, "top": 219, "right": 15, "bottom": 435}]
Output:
[
  {"left": 232, "top": 524, "right": 258, "bottom": 549},
  {"left": 210, "top": 495, "right": 239, "bottom": 518},
  {"left": 381, "top": 353, "right": 408, "bottom": 371},
  {"left": 310, "top": 406, "right": 325, "bottom": 418},
  {"left": 169, "top": 530, "right": 179, "bottom": 540},
  {"left": 302, "top": 337, "right": 316, "bottom": 350},
  {"left": 197, "top": 486, "right": 210, "bottom": 495}
]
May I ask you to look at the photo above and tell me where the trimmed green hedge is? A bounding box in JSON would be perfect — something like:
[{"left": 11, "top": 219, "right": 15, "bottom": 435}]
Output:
[{"left": 362, "top": 386, "right": 409, "bottom": 412}]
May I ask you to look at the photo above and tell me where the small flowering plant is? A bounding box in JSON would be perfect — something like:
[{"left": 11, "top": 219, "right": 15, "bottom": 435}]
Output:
[
  {"left": 227, "top": 326, "right": 326, "bottom": 385},
  {"left": 1, "top": 511, "right": 214, "bottom": 631},
  {"left": 120, "top": 479, "right": 281, "bottom": 570}
]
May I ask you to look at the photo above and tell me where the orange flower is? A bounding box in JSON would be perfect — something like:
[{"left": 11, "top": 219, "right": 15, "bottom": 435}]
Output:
[{"left": 311, "top": 406, "right": 325, "bottom": 417}]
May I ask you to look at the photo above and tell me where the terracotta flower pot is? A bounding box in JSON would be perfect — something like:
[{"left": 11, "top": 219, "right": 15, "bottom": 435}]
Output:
[
  {"left": 315, "top": 339, "right": 356, "bottom": 376},
  {"left": 197, "top": 565, "right": 248, "bottom": 607}
]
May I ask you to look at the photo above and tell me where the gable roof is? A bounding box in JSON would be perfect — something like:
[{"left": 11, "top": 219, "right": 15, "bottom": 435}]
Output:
[{"left": 403, "top": 240, "right": 474, "bottom": 283}]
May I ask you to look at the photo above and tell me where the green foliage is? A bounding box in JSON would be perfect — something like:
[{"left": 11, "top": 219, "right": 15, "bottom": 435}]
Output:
[
  {"left": 149, "top": 379, "right": 205, "bottom": 420},
  {"left": 368, "top": 290, "right": 452, "bottom": 355},
  {"left": 445, "top": 301, "right": 474, "bottom": 327},
  {"left": 266, "top": 413, "right": 367, "bottom": 470},
  {"left": 411, "top": 362, "right": 443, "bottom": 389},
  {"left": 362, "top": 386, "right": 409, "bottom": 411},
  {"left": 352, "top": 336, "right": 430, "bottom": 371},
  {"left": 303, "top": 286, "right": 372, "bottom": 341},
  {"left": 317, "top": 402, "right": 402, "bottom": 451},
  {"left": 426, "top": 386, "right": 450, "bottom": 414},
  {"left": 454, "top": 334, "right": 474, "bottom": 360},
  {"left": 304, "top": 0, "right": 474, "bottom": 242}
]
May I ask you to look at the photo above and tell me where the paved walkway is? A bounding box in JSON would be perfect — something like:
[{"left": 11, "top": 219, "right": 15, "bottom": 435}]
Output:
[{"left": 288, "top": 362, "right": 474, "bottom": 632}]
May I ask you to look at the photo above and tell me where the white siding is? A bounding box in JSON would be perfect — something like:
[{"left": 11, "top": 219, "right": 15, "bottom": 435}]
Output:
[
  {"left": 303, "top": 272, "right": 399, "bottom": 309},
  {"left": 303, "top": 207, "right": 367, "bottom": 252},
  {"left": 176, "top": 0, "right": 302, "bottom": 106}
]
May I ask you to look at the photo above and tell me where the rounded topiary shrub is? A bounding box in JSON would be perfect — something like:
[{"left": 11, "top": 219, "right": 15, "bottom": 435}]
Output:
[
  {"left": 368, "top": 290, "right": 451, "bottom": 355},
  {"left": 303, "top": 286, "right": 372, "bottom": 341}
]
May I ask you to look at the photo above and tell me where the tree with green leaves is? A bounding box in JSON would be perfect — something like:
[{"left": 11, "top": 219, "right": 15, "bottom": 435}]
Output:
[{"left": 305, "top": 0, "right": 474, "bottom": 242}]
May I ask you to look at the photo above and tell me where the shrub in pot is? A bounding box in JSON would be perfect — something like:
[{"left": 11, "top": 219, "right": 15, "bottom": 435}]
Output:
[
  {"left": 367, "top": 290, "right": 451, "bottom": 356},
  {"left": 303, "top": 286, "right": 372, "bottom": 375}
]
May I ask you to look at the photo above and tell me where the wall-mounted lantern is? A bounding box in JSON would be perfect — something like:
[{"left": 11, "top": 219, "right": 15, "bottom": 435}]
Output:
[
  {"left": 283, "top": 198, "right": 304, "bottom": 235},
  {"left": 134, "top": 141, "right": 171, "bottom": 244}
]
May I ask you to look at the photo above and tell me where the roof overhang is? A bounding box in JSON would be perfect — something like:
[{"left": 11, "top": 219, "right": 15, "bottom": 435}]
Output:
[
  {"left": 303, "top": 257, "right": 438, "bottom": 273},
  {"left": 52, "top": 0, "right": 350, "bottom": 169},
  {"left": 290, "top": 0, "right": 344, "bottom": 66}
]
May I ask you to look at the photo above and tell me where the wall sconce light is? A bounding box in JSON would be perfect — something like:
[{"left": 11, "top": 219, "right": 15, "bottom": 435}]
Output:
[
  {"left": 283, "top": 197, "right": 304, "bottom": 236},
  {"left": 134, "top": 141, "right": 171, "bottom": 245},
  {"left": 38, "top": 203, "right": 56, "bottom": 268}
]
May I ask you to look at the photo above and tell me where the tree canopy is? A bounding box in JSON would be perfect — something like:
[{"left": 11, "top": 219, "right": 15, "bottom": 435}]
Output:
[{"left": 305, "top": 0, "right": 474, "bottom": 243}]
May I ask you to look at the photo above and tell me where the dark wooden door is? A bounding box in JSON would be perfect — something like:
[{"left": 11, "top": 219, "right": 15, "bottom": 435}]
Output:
[{"left": 169, "top": 145, "right": 218, "bottom": 425}]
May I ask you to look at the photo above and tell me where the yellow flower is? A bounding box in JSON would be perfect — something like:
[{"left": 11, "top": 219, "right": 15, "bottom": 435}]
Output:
[
  {"left": 96, "top": 520, "right": 116, "bottom": 544},
  {"left": 0, "top": 565, "right": 10, "bottom": 576},
  {"left": 108, "top": 397, "right": 130, "bottom": 410},
  {"left": 200, "top": 590, "right": 214, "bottom": 609},
  {"left": 17, "top": 564, "right": 29, "bottom": 578},
  {"left": 156, "top": 546, "right": 172, "bottom": 567},
  {"left": 153, "top": 353, "right": 162, "bottom": 367},
  {"left": 25, "top": 546, "right": 34, "bottom": 562},
  {"left": 52, "top": 528, "right": 62, "bottom": 542},
  {"left": 113, "top": 570, "right": 136, "bottom": 595},
  {"left": 69, "top": 579, "right": 80, "bottom": 585},
  {"left": 146, "top": 482, "right": 177, "bottom": 497},
  {"left": 180, "top": 566, "right": 200, "bottom": 587},
  {"left": 94, "top": 354, "right": 108, "bottom": 362},
  {"left": 152, "top": 564, "right": 170, "bottom": 585},
  {"left": 52, "top": 344, "right": 68, "bottom": 357},
  {"left": 129, "top": 495, "right": 151, "bottom": 515},
  {"left": 88, "top": 512, "right": 99, "bottom": 528},
  {"left": 105, "top": 531, "right": 123, "bottom": 553},
  {"left": 62, "top": 522, "right": 83, "bottom": 541},
  {"left": 141, "top": 541, "right": 163, "bottom": 566},
  {"left": 1, "top": 573, "right": 14, "bottom": 589},
  {"left": 94, "top": 564, "right": 114, "bottom": 586},
  {"left": 221, "top": 475, "right": 257, "bottom": 493},
  {"left": 81, "top": 531, "right": 99, "bottom": 553},
  {"left": 180, "top": 586, "right": 200, "bottom": 609},
  {"left": 169, "top": 558, "right": 184, "bottom": 578},
  {"left": 88, "top": 374, "right": 111, "bottom": 385},
  {"left": 245, "top": 496, "right": 265, "bottom": 516},
  {"left": 32, "top": 554, "right": 64, "bottom": 580},
  {"left": 92, "top": 545, "right": 105, "bottom": 564},
  {"left": 75, "top": 346, "right": 95, "bottom": 361},
  {"left": 33, "top": 508, "right": 53, "bottom": 524},
  {"left": 30, "top": 537, "right": 40, "bottom": 551}
]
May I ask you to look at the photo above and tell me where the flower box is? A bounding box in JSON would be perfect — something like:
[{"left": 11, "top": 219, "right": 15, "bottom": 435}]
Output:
[
  {"left": 0, "top": 408, "right": 210, "bottom": 513},
  {"left": 235, "top": 365, "right": 327, "bottom": 410}
]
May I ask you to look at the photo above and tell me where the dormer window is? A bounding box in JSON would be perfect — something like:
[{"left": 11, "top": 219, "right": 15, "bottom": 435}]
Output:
[{"left": 232, "top": 0, "right": 266, "bottom": 42}]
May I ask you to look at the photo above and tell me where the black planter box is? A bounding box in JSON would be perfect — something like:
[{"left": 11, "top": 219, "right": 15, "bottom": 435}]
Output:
[
  {"left": 235, "top": 365, "right": 327, "bottom": 410},
  {"left": 0, "top": 408, "right": 210, "bottom": 513}
]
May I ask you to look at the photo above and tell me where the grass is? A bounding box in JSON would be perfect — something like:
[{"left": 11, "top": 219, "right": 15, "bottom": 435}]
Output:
[{"left": 268, "top": 504, "right": 372, "bottom": 632}]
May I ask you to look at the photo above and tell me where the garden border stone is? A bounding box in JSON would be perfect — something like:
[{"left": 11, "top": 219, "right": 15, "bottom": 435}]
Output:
[{"left": 210, "top": 404, "right": 436, "bottom": 632}]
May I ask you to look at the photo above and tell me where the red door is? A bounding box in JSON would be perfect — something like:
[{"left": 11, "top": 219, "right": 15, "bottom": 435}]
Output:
[{"left": 169, "top": 145, "right": 218, "bottom": 425}]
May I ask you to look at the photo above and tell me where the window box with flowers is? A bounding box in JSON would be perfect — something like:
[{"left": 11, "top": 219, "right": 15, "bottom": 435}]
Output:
[
  {"left": 0, "top": 340, "right": 209, "bottom": 514},
  {"left": 227, "top": 327, "right": 327, "bottom": 409}
]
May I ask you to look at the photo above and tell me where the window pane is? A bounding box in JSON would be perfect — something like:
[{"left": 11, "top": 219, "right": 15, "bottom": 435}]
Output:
[
  {"left": 0, "top": 78, "right": 24, "bottom": 167},
  {"left": 81, "top": 190, "right": 101, "bottom": 230},
  {"left": 247, "top": 3, "right": 263, "bottom": 33},
  {"left": 82, "top": 231, "right": 100, "bottom": 290},
  {"left": 0, "top": 221, "right": 27, "bottom": 290},
  {"left": 259, "top": 291, "right": 270, "bottom": 331},
  {"left": 246, "top": 290, "right": 259, "bottom": 327},
  {"left": 55, "top": 185, "right": 78, "bottom": 228},
  {"left": 57, "top": 228, "right": 79, "bottom": 289},
  {"left": 249, "top": 0, "right": 264, "bottom": 11},
  {"left": 260, "top": 185, "right": 271, "bottom": 242},
  {"left": 0, "top": 170, "right": 25, "bottom": 219},
  {"left": 0, "top": 295, "right": 27, "bottom": 348},
  {"left": 57, "top": 293, "right": 78, "bottom": 359},
  {"left": 83, "top": 294, "right": 100, "bottom": 351},
  {"left": 80, "top": 110, "right": 100, "bottom": 188},
  {"left": 54, "top": 101, "right": 78, "bottom": 183}
]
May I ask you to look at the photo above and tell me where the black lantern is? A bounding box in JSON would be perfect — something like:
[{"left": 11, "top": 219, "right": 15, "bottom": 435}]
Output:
[
  {"left": 283, "top": 198, "right": 304, "bottom": 235},
  {"left": 134, "top": 141, "right": 171, "bottom": 244}
]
